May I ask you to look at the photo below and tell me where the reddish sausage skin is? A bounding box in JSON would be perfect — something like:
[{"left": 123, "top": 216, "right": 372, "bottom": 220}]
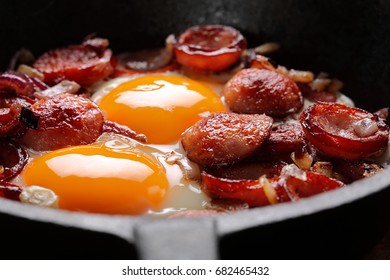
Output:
[
  {"left": 201, "top": 171, "right": 271, "bottom": 207},
  {"left": 252, "top": 122, "right": 304, "bottom": 161},
  {"left": 19, "top": 93, "right": 104, "bottom": 151},
  {"left": 181, "top": 112, "right": 273, "bottom": 167},
  {"left": 33, "top": 43, "right": 113, "bottom": 87},
  {"left": 299, "top": 103, "right": 389, "bottom": 160},
  {"left": 174, "top": 25, "right": 247, "bottom": 72},
  {"left": 223, "top": 68, "right": 303, "bottom": 118}
]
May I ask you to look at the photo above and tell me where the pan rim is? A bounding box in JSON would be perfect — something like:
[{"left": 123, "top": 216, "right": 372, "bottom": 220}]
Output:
[{"left": 0, "top": 166, "right": 389, "bottom": 240}]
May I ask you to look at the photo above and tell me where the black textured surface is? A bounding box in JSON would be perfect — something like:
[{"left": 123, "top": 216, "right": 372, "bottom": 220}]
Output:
[
  {"left": 0, "top": 0, "right": 390, "bottom": 260},
  {"left": 219, "top": 186, "right": 390, "bottom": 260},
  {"left": 0, "top": 212, "right": 138, "bottom": 259}
]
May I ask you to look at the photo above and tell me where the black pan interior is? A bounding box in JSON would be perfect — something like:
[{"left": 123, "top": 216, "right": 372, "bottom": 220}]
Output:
[{"left": 2, "top": 0, "right": 390, "bottom": 111}]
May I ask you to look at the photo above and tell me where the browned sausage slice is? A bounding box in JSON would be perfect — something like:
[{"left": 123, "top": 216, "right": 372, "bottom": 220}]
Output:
[
  {"left": 223, "top": 68, "right": 303, "bottom": 118},
  {"left": 19, "top": 93, "right": 104, "bottom": 151},
  {"left": 181, "top": 112, "right": 273, "bottom": 166},
  {"left": 299, "top": 103, "right": 389, "bottom": 160},
  {"left": 251, "top": 122, "right": 304, "bottom": 161},
  {"left": 174, "top": 25, "right": 247, "bottom": 72}
]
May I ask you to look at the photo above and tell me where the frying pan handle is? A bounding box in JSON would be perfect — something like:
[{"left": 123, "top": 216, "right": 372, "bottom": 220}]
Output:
[{"left": 134, "top": 218, "right": 218, "bottom": 259}]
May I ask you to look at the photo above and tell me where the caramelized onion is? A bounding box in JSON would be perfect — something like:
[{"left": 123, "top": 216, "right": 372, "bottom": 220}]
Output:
[
  {"left": 353, "top": 118, "right": 379, "bottom": 137},
  {"left": 248, "top": 53, "right": 277, "bottom": 71},
  {"left": 0, "top": 182, "right": 22, "bottom": 201},
  {"left": 17, "top": 64, "right": 45, "bottom": 81},
  {"left": 311, "top": 161, "right": 334, "bottom": 178},
  {"left": 19, "top": 185, "right": 59, "bottom": 208},
  {"left": 115, "top": 35, "right": 175, "bottom": 74},
  {"left": 374, "top": 107, "right": 389, "bottom": 121},
  {"left": 298, "top": 83, "right": 337, "bottom": 103},
  {"left": 0, "top": 92, "right": 35, "bottom": 137},
  {"left": 34, "top": 80, "right": 81, "bottom": 99},
  {"left": 103, "top": 120, "right": 147, "bottom": 143},
  {"left": 0, "top": 140, "right": 29, "bottom": 183},
  {"left": 0, "top": 71, "right": 48, "bottom": 98}
]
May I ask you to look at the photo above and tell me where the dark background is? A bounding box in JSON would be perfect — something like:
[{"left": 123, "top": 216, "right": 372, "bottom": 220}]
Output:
[{"left": 1, "top": 0, "right": 390, "bottom": 111}]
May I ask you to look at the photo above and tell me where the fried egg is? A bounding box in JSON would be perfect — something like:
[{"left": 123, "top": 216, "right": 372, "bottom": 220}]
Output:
[
  {"left": 20, "top": 72, "right": 227, "bottom": 216},
  {"left": 19, "top": 70, "right": 360, "bottom": 217},
  {"left": 94, "top": 74, "right": 226, "bottom": 144},
  {"left": 23, "top": 142, "right": 168, "bottom": 215}
]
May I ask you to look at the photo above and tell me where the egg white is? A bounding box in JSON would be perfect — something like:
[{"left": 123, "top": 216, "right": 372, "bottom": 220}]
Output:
[
  {"left": 10, "top": 71, "right": 228, "bottom": 217},
  {"left": 87, "top": 71, "right": 228, "bottom": 216},
  {"left": 94, "top": 132, "right": 208, "bottom": 217}
]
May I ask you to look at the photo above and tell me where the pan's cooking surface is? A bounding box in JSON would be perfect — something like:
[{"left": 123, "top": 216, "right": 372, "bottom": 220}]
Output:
[{"left": 0, "top": 0, "right": 390, "bottom": 259}]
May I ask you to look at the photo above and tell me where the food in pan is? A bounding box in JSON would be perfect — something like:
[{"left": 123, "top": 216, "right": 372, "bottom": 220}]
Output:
[{"left": 0, "top": 25, "right": 388, "bottom": 217}]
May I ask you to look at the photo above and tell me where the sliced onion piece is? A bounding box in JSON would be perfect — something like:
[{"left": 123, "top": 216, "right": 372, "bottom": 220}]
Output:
[
  {"left": 291, "top": 146, "right": 314, "bottom": 170},
  {"left": 0, "top": 139, "right": 29, "bottom": 182},
  {"left": 17, "top": 64, "right": 45, "bottom": 81},
  {"left": 34, "top": 80, "right": 81, "bottom": 99},
  {"left": 19, "top": 185, "right": 58, "bottom": 208},
  {"left": 311, "top": 161, "right": 334, "bottom": 178},
  {"left": 0, "top": 71, "right": 47, "bottom": 97},
  {"left": 110, "top": 35, "right": 177, "bottom": 77},
  {"left": 260, "top": 175, "right": 278, "bottom": 205},
  {"left": 254, "top": 42, "right": 280, "bottom": 55},
  {"left": 353, "top": 118, "right": 379, "bottom": 137},
  {"left": 0, "top": 182, "right": 22, "bottom": 201},
  {"left": 298, "top": 83, "right": 338, "bottom": 103}
]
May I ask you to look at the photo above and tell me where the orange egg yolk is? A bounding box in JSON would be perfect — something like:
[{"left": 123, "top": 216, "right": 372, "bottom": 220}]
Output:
[
  {"left": 98, "top": 75, "right": 226, "bottom": 144},
  {"left": 22, "top": 145, "right": 169, "bottom": 215}
]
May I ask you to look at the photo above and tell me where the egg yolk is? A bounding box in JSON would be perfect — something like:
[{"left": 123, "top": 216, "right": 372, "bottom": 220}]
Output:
[
  {"left": 22, "top": 145, "right": 169, "bottom": 215},
  {"left": 98, "top": 75, "right": 226, "bottom": 144}
]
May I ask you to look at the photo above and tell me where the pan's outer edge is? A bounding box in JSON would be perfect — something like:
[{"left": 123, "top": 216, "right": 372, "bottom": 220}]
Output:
[
  {"left": 215, "top": 166, "right": 390, "bottom": 235},
  {"left": 0, "top": 167, "right": 389, "bottom": 242}
]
